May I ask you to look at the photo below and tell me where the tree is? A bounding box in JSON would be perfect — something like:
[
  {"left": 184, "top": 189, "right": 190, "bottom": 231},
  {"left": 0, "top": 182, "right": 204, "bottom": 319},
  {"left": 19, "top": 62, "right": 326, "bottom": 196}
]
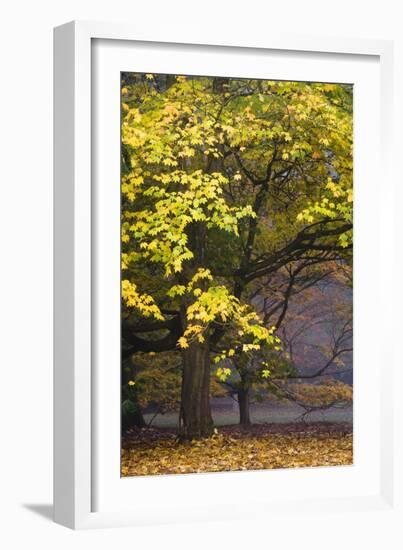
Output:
[
  {"left": 121, "top": 350, "right": 227, "bottom": 431},
  {"left": 215, "top": 262, "right": 352, "bottom": 425},
  {"left": 122, "top": 351, "right": 181, "bottom": 430},
  {"left": 262, "top": 270, "right": 352, "bottom": 420},
  {"left": 121, "top": 74, "right": 353, "bottom": 439}
]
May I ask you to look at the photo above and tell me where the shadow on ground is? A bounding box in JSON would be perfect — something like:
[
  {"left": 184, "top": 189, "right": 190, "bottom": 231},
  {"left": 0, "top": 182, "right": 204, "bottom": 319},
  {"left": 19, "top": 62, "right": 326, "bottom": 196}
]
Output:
[{"left": 23, "top": 504, "right": 53, "bottom": 522}]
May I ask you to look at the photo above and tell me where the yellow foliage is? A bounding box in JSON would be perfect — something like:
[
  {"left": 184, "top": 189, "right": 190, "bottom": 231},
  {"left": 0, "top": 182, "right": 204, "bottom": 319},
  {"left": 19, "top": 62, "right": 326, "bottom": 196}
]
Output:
[
  {"left": 121, "top": 279, "right": 163, "bottom": 320},
  {"left": 289, "top": 380, "right": 353, "bottom": 407}
]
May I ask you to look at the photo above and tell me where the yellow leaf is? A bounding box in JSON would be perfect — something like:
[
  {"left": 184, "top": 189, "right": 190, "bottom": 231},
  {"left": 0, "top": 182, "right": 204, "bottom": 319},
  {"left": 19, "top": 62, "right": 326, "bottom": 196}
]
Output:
[{"left": 178, "top": 337, "right": 189, "bottom": 349}]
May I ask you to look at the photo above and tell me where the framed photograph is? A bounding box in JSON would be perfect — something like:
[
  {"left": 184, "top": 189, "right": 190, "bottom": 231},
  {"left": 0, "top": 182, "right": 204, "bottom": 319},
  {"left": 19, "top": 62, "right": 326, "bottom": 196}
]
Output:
[{"left": 54, "top": 21, "right": 398, "bottom": 530}]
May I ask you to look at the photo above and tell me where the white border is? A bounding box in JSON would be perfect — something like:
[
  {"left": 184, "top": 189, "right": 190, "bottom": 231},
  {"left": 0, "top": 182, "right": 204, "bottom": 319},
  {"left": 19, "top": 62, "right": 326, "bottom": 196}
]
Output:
[
  {"left": 93, "top": 39, "right": 381, "bottom": 513},
  {"left": 54, "top": 21, "right": 397, "bottom": 530}
]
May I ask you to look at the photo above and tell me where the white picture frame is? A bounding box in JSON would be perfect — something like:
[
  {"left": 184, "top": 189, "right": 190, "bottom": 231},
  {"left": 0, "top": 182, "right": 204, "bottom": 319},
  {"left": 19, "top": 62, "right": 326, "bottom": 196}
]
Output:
[{"left": 54, "top": 20, "right": 399, "bottom": 531}]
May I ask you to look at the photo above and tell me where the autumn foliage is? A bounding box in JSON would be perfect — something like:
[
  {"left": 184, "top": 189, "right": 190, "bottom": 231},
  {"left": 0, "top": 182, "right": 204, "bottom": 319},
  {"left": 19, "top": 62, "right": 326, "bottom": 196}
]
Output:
[{"left": 120, "top": 73, "right": 353, "bottom": 471}]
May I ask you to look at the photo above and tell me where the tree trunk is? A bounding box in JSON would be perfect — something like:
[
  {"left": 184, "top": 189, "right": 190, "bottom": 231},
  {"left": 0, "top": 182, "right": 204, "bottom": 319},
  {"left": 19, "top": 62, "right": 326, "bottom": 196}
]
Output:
[
  {"left": 238, "top": 387, "right": 251, "bottom": 426},
  {"left": 129, "top": 405, "right": 147, "bottom": 429},
  {"left": 179, "top": 338, "right": 214, "bottom": 440},
  {"left": 122, "top": 398, "right": 147, "bottom": 431},
  {"left": 121, "top": 357, "right": 147, "bottom": 431},
  {"left": 178, "top": 217, "right": 214, "bottom": 440}
]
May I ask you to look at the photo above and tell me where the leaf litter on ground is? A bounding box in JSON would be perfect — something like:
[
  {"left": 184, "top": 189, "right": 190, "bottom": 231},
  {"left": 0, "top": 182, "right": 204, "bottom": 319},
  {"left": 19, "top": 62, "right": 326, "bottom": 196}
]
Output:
[{"left": 121, "top": 422, "right": 352, "bottom": 476}]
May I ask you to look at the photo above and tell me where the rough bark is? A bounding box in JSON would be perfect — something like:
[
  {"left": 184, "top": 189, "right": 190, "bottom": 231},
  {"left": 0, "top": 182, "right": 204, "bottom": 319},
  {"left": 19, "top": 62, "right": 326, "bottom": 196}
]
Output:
[
  {"left": 179, "top": 338, "right": 214, "bottom": 440},
  {"left": 238, "top": 387, "right": 251, "bottom": 426},
  {"left": 177, "top": 214, "right": 215, "bottom": 440}
]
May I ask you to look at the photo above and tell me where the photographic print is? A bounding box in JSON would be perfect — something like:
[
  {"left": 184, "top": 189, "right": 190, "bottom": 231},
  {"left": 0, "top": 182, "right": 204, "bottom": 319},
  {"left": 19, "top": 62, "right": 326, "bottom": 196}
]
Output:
[{"left": 120, "top": 73, "right": 353, "bottom": 477}]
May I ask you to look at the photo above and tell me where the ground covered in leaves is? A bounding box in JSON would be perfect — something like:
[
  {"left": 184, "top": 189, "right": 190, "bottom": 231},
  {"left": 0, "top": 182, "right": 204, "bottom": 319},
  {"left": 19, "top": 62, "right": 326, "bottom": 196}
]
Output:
[{"left": 121, "top": 423, "right": 353, "bottom": 476}]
